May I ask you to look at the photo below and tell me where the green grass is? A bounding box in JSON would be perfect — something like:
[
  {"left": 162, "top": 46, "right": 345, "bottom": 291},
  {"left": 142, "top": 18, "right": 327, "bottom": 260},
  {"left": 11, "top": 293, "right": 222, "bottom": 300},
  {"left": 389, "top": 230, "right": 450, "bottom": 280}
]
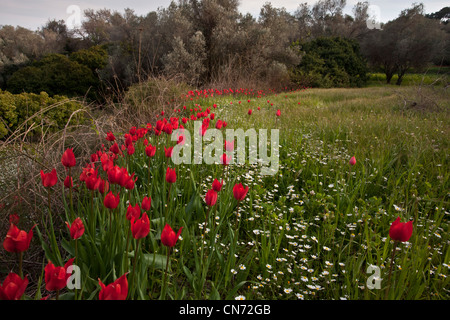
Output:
[{"left": 2, "top": 85, "right": 449, "bottom": 300}]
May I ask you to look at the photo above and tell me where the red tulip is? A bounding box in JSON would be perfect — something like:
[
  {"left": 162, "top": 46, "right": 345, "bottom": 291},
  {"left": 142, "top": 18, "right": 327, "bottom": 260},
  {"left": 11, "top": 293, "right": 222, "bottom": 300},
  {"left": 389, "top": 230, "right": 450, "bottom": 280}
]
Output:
[
  {"left": 0, "top": 273, "right": 29, "bottom": 300},
  {"left": 221, "top": 153, "right": 231, "bottom": 165},
  {"left": 122, "top": 172, "right": 138, "bottom": 190},
  {"left": 212, "top": 179, "right": 223, "bottom": 192},
  {"left": 349, "top": 156, "right": 356, "bottom": 166},
  {"left": 233, "top": 183, "right": 249, "bottom": 202},
  {"left": 166, "top": 167, "right": 177, "bottom": 184},
  {"left": 161, "top": 224, "right": 183, "bottom": 248},
  {"left": 61, "top": 148, "right": 76, "bottom": 168},
  {"left": 164, "top": 146, "right": 173, "bottom": 158},
  {"left": 40, "top": 169, "right": 57, "bottom": 188},
  {"left": 98, "top": 273, "right": 128, "bottom": 300},
  {"left": 110, "top": 142, "right": 120, "bottom": 154},
  {"left": 141, "top": 196, "right": 151, "bottom": 211},
  {"left": 389, "top": 217, "right": 413, "bottom": 242},
  {"left": 44, "top": 258, "right": 74, "bottom": 291},
  {"left": 131, "top": 212, "right": 150, "bottom": 239},
  {"left": 276, "top": 109, "right": 281, "bottom": 117},
  {"left": 127, "top": 143, "right": 135, "bottom": 156},
  {"left": 205, "top": 189, "right": 218, "bottom": 207},
  {"left": 224, "top": 140, "right": 234, "bottom": 152},
  {"left": 145, "top": 144, "right": 156, "bottom": 158},
  {"left": 98, "top": 178, "right": 109, "bottom": 194},
  {"left": 107, "top": 165, "right": 122, "bottom": 185},
  {"left": 65, "top": 217, "right": 85, "bottom": 240},
  {"left": 126, "top": 203, "right": 141, "bottom": 221},
  {"left": 3, "top": 223, "right": 35, "bottom": 253},
  {"left": 106, "top": 132, "right": 116, "bottom": 141},
  {"left": 85, "top": 169, "right": 100, "bottom": 191},
  {"left": 64, "top": 176, "right": 73, "bottom": 189},
  {"left": 103, "top": 191, "right": 120, "bottom": 210},
  {"left": 248, "top": 109, "right": 252, "bottom": 115},
  {"left": 100, "top": 153, "right": 114, "bottom": 172}
]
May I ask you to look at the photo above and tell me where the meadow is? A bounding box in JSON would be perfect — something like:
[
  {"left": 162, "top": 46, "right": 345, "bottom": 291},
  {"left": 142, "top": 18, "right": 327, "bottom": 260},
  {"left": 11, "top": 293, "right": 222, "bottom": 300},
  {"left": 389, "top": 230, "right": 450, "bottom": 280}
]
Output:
[{"left": 0, "top": 84, "right": 449, "bottom": 300}]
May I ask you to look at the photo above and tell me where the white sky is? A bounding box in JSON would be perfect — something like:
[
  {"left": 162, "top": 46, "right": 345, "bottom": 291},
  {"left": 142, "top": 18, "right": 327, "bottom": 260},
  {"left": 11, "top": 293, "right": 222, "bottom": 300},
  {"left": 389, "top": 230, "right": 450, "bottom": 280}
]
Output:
[{"left": 0, "top": 0, "right": 448, "bottom": 31}]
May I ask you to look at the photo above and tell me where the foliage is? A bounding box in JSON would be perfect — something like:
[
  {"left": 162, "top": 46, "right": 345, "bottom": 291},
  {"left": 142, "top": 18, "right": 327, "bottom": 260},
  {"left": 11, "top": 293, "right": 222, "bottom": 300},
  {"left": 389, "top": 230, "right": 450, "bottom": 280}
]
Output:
[
  {"left": 6, "top": 45, "right": 108, "bottom": 100},
  {"left": 291, "top": 37, "right": 368, "bottom": 88},
  {"left": 0, "top": 89, "right": 85, "bottom": 139}
]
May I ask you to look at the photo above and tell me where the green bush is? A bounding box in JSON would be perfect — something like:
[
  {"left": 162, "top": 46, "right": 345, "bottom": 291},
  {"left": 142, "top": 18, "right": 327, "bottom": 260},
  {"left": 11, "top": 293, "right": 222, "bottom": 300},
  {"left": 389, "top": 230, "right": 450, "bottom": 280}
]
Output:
[
  {"left": 291, "top": 37, "right": 368, "bottom": 88},
  {"left": 6, "top": 46, "right": 108, "bottom": 100},
  {"left": 0, "top": 89, "right": 85, "bottom": 139}
]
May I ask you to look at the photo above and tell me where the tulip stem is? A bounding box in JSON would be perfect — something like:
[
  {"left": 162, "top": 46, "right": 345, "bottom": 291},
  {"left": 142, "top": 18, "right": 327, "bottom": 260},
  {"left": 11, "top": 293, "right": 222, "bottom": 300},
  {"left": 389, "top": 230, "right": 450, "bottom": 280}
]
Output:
[
  {"left": 18, "top": 251, "right": 23, "bottom": 278},
  {"left": 235, "top": 201, "right": 241, "bottom": 229},
  {"left": 385, "top": 241, "right": 398, "bottom": 299},
  {"left": 131, "top": 239, "right": 141, "bottom": 299},
  {"left": 125, "top": 227, "right": 131, "bottom": 271},
  {"left": 69, "top": 167, "right": 73, "bottom": 219},
  {"left": 165, "top": 184, "right": 172, "bottom": 226},
  {"left": 161, "top": 247, "right": 171, "bottom": 300}
]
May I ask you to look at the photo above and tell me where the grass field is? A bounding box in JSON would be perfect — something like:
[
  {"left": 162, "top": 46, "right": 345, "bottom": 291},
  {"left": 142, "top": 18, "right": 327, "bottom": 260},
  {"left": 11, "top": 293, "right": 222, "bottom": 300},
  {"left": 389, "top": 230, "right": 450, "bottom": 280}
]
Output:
[{"left": 1, "top": 84, "right": 449, "bottom": 300}]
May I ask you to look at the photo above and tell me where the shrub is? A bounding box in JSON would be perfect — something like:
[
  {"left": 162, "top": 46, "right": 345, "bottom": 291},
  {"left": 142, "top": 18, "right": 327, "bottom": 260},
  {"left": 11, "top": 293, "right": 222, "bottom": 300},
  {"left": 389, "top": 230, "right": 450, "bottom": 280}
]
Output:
[
  {"left": 291, "top": 37, "right": 368, "bottom": 88},
  {"left": 0, "top": 89, "right": 86, "bottom": 139},
  {"left": 6, "top": 46, "right": 108, "bottom": 100}
]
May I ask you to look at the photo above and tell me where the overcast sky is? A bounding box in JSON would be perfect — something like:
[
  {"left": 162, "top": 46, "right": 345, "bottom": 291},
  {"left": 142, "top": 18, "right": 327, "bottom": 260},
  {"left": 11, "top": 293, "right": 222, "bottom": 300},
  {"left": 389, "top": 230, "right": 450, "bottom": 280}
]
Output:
[{"left": 0, "top": 0, "right": 448, "bottom": 31}]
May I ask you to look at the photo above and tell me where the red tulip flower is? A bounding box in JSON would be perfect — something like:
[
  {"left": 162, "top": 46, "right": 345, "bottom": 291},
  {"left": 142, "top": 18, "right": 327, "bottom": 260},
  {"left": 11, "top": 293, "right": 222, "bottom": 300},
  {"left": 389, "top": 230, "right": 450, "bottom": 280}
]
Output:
[
  {"left": 98, "top": 273, "right": 128, "bottom": 300},
  {"left": 65, "top": 217, "right": 85, "bottom": 240},
  {"left": 40, "top": 169, "right": 57, "bottom": 188},
  {"left": 107, "top": 165, "right": 122, "bottom": 185},
  {"left": 0, "top": 273, "right": 29, "bottom": 300},
  {"left": 106, "top": 132, "right": 116, "bottom": 141},
  {"left": 165, "top": 146, "right": 173, "bottom": 158},
  {"left": 205, "top": 189, "right": 218, "bottom": 207},
  {"left": 224, "top": 140, "right": 234, "bottom": 152},
  {"left": 44, "top": 258, "right": 74, "bottom": 291},
  {"left": 165, "top": 167, "right": 177, "bottom": 184},
  {"left": 145, "top": 144, "right": 156, "bottom": 158},
  {"left": 85, "top": 169, "right": 100, "bottom": 191},
  {"left": 349, "top": 156, "right": 356, "bottom": 166},
  {"left": 161, "top": 224, "right": 183, "bottom": 248},
  {"left": 212, "top": 179, "right": 223, "bottom": 192},
  {"left": 126, "top": 203, "right": 141, "bottom": 222},
  {"left": 110, "top": 142, "right": 120, "bottom": 154},
  {"left": 141, "top": 196, "right": 151, "bottom": 211},
  {"left": 276, "top": 109, "right": 281, "bottom": 117},
  {"left": 248, "top": 109, "right": 252, "bottom": 115},
  {"left": 61, "top": 148, "right": 76, "bottom": 168},
  {"left": 389, "top": 217, "right": 413, "bottom": 242},
  {"left": 127, "top": 143, "right": 135, "bottom": 156},
  {"left": 233, "top": 183, "right": 249, "bottom": 202},
  {"left": 122, "top": 172, "right": 138, "bottom": 190},
  {"left": 131, "top": 212, "right": 150, "bottom": 239},
  {"left": 221, "top": 153, "right": 231, "bottom": 165},
  {"left": 3, "top": 223, "right": 35, "bottom": 253},
  {"left": 98, "top": 178, "right": 109, "bottom": 194},
  {"left": 64, "top": 176, "right": 73, "bottom": 189},
  {"left": 104, "top": 191, "right": 120, "bottom": 210}
]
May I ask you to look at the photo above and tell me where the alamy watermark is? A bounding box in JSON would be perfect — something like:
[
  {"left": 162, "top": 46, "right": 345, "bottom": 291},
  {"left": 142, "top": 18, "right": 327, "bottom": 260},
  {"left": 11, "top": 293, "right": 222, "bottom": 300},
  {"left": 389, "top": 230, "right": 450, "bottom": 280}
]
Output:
[
  {"left": 366, "top": 5, "right": 382, "bottom": 30},
  {"left": 66, "top": 5, "right": 82, "bottom": 29},
  {"left": 366, "top": 265, "right": 382, "bottom": 289},
  {"left": 169, "top": 121, "right": 280, "bottom": 176}
]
